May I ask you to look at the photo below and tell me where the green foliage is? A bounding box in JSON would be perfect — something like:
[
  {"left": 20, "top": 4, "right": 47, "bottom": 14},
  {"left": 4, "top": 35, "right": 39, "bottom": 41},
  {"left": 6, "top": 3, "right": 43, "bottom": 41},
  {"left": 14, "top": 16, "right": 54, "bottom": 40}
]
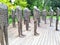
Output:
[
  {"left": 0, "top": 0, "right": 60, "bottom": 15},
  {"left": 26, "top": 0, "right": 60, "bottom": 11},
  {"left": 27, "top": 0, "right": 50, "bottom": 11},
  {"left": 14, "top": 0, "right": 27, "bottom": 9},
  {"left": 46, "top": 0, "right": 60, "bottom": 10}
]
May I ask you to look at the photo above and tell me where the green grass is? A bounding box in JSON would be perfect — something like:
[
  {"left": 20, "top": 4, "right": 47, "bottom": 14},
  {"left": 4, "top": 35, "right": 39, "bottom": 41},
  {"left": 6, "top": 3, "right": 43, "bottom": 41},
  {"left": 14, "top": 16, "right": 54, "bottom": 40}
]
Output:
[
  {"left": 47, "top": 16, "right": 60, "bottom": 19},
  {"left": 9, "top": 16, "right": 60, "bottom": 24},
  {"left": 8, "top": 18, "right": 18, "bottom": 24}
]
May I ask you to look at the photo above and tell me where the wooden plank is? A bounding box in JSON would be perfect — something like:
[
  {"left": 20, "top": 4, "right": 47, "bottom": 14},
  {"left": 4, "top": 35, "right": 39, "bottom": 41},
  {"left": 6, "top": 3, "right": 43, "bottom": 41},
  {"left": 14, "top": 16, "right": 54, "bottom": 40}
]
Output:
[{"left": 7, "top": 19, "right": 60, "bottom": 45}]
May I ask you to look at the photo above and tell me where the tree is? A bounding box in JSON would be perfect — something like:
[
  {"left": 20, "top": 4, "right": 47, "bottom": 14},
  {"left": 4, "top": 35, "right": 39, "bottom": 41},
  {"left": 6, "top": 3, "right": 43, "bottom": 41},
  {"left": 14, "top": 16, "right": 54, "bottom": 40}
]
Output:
[{"left": 14, "top": 0, "right": 27, "bottom": 9}]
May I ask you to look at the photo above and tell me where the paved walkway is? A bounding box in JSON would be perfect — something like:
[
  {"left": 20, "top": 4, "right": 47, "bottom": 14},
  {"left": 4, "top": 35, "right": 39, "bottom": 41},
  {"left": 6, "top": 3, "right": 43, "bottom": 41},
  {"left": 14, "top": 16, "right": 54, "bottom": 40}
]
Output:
[{"left": 4, "top": 18, "right": 60, "bottom": 45}]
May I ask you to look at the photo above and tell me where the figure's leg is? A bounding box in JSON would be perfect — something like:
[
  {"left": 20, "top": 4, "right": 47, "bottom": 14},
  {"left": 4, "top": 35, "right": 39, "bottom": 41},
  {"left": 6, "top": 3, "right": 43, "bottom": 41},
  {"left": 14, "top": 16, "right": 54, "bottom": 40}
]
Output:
[
  {"left": 20, "top": 21, "right": 25, "bottom": 36},
  {"left": 29, "top": 17, "right": 30, "bottom": 23},
  {"left": 18, "top": 21, "right": 20, "bottom": 37},
  {"left": 18, "top": 21, "right": 25, "bottom": 37},
  {"left": 34, "top": 21, "right": 37, "bottom": 35},
  {"left": 50, "top": 17, "right": 51, "bottom": 27},
  {"left": 38, "top": 18, "right": 40, "bottom": 27},
  {"left": 20, "top": 22, "right": 22, "bottom": 35},
  {"left": 50, "top": 16, "right": 53, "bottom": 27},
  {"left": 1, "top": 36, "right": 4, "bottom": 45},
  {"left": 26, "top": 20, "right": 29, "bottom": 31},
  {"left": 0, "top": 29, "right": 4, "bottom": 45},
  {"left": 24, "top": 18, "right": 26, "bottom": 24},
  {"left": 56, "top": 18, "right": 59, "bottom": 31},
  {"left": 34, "top": 21, "right": 39, "bottom": 36},
  {"left": 12, "top": 18, "right": 16, "bottom": 27},
  {"left": 3, "top": 26, "right": 8, "bottom": 45},
  {"left": 45, "top": 16, "right": 46, "bottom": 24}
]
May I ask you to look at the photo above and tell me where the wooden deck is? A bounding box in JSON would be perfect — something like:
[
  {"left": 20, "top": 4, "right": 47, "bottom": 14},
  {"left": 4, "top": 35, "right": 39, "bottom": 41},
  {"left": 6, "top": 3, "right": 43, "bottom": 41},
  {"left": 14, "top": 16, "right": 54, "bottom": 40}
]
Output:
[{"left": 4, "top": 19, "right": 60, "bottom": 45}]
